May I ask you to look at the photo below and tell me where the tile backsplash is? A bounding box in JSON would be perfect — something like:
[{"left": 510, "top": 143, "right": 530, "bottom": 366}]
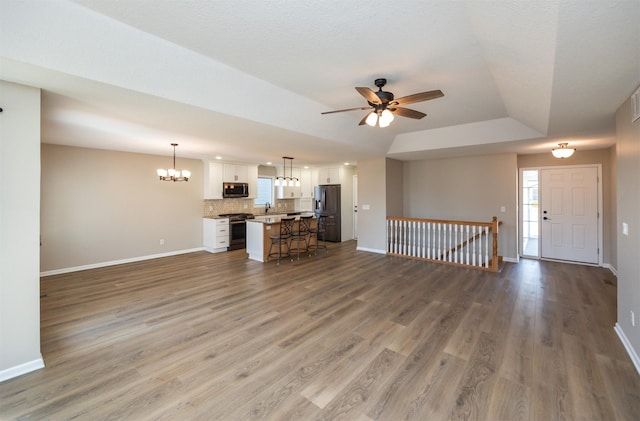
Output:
[{"left": 203, "top": 198, "right": 296, "bottom": 217}]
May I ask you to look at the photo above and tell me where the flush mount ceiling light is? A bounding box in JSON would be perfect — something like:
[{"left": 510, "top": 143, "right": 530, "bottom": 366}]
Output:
[
  {"left": 274, "top": 157, "right": 300, "bottom": 187},
  {"left": 551, "top": 143, "right": 576, "bottom": 159},
  {"left": 157, "top": 143, "right": 191, "bottom": 181}
]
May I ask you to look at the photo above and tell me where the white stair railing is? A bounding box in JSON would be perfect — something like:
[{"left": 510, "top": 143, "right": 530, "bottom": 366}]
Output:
[{"left": 386, "top": 216, "right": 501, "bottom": 272}]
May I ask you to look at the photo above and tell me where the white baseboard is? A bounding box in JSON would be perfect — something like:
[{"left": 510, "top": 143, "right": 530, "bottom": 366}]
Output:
[
  {"left": 40, "top": 247, "right": 205, "bottom": 277},
  {"left": 503, "top": 256, "right": 518, "bottom": 263},
  {"left": 356, "top": 246, "right": 386, "bottom": 254},
  {"left": 602, "top": 263, "right": 618, "bottom": 276},
  {"left": 614, "top": 323, "right": 640, "bottom": 376},
  {"left": 0, "top": 357, "right": 45, "bottom": 383}
]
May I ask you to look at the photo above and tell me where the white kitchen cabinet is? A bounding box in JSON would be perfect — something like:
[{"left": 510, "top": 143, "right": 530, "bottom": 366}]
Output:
[
  {"left": 300, "top": 168, "right": 313, "bottom": 198},
  {"left": 203, "top": 218, "right": 229, "bottom": 253},
  {"left": 318, "top": 167, "right": 341, "bottom": 184},
  {"left": 223, "top": 164, "right": 249, "bottom": 182},
  {"left": 203, "top": 161, "right": 224, "bottom": 199},
  {"left": 247, "top": 165, "right": 258, "bottom": 199},
  {"left": 276, "top": 184, "right": 299, "bottom": 199}
]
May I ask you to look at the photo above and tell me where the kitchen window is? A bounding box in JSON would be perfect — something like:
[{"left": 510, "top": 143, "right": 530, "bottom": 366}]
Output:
[{"left": 254, "top": 177, "right": 273, "bottom": 206}]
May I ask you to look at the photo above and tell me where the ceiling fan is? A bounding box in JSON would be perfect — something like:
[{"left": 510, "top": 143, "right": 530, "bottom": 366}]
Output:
[{"left": 321, "top": 78, "right": 444, "bottom": 127}]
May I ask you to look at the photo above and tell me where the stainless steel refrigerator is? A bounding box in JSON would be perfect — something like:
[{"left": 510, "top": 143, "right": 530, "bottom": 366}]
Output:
[{"left": 314, "top": 184, "right": 341, "bottom": 242}]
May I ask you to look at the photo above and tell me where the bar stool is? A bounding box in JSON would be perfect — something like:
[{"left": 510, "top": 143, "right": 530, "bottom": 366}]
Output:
[
  {"left": 308, "top": 214, "right": 328, "bottom": 254},
  {"left": 290, "top": 215, "right": 313, "bottom": 259},
  {"left": 268, "top": 217, "right": 295, "bottom": 265}
]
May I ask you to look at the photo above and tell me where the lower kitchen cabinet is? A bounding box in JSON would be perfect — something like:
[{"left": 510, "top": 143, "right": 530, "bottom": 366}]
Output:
[{"left": 203, "top": 218, "right": 229, "bottom": 253}]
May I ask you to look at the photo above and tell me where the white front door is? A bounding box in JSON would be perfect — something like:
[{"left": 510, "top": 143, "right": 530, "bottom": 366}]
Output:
[{"left": 540, "top": 167, "right": 599, "bottom": 263}]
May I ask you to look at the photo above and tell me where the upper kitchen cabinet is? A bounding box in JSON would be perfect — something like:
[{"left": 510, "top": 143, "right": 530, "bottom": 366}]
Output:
[
  {"left": 317, "top": 167, "right": 341, "bottom": 184},
  {"left": 203, "top": 161, "right": 224, "bottom": 199},
  {"left": 223, "top": 164, "right": 249, "bottom": 182},
  {"left": 204, "top": 162, "right": 258, "bottom": 199},
  {"left": 300, "top": 168, "right": 313, "bottom": 198},
  {"left": 246, "top": 165, "right": 258, "bottom": 199}
]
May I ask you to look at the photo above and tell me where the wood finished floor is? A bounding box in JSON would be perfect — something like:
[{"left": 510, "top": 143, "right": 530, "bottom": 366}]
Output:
[{"left": 1, "top": 240, "right": 639, "bottom": 420}]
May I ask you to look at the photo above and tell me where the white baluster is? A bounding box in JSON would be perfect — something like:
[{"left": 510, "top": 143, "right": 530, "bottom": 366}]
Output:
[
  {"left": 485, "top": 226, "right": 489, "bottom": 267},
  {"left": 453, "top": 224, "right": 458, "bottom": 263},
  {"left": 447, "top": 223, "right": 451, "bottom": 262},
  {"left": 411, "top": 221, "right": 416, "bottom": 257},
  {"left": 427, "top": 222, "right": 431, "bottom": 259},
  {"left": 465, "top": 225, "right": 469, "bottom": 264},
  {"left": 404, "top": 220, "right": 408, "bottom": 256},
  {"left": 470, "top": 225, "right": 474, "bottom": 266},
  {"left": 438, "top": 223, "right": 441, "bottom": 261},
  {"left": 393, "top": 220, "right": 398, "bottom": 254}
]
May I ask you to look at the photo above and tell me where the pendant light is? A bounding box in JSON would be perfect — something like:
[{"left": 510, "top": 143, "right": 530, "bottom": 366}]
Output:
[
  {"left": 157, "top": 143, "right": 191, "bottom": 181},
  {"left": 275, "top": 157, "right": 299, "bottom": 187}
]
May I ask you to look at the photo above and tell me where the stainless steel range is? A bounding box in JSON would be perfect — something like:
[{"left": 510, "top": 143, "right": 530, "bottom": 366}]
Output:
[{"left": 217, "top": 213, "right": 255, "bottom": 250}]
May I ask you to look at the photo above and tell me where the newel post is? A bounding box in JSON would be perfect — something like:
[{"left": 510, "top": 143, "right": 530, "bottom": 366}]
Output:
[{"left": 491, "top": 216, "right": 499, "bottom": 272}]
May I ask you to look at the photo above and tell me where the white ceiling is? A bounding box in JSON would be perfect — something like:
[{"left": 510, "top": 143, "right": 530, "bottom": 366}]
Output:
[{"left": 1, "top": 1, "right": 638, "bottom": 166}]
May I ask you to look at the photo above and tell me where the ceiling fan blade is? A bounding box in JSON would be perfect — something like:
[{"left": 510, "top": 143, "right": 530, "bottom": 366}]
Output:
[
  {"left": 358, "top": 113, "right": 370, "bottom": 126},
  {"left": 392, "top": 90, "right": 444, "bottom": 106},
  {"left": 390, "top": 107, "right": 427, "bottom": 119},
  {"left": 321, "top": 106, "right": 372, "bottom": 115},
  {"left": 355, "top": 87, "right": 382, "bottom": 104}
]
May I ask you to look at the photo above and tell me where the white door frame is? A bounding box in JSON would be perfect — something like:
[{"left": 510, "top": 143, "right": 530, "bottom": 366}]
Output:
[
  {"left": 352, "top": 174, "right": 358, "bottom": 240},
  {"left": 519, "top": 164, "right": 603, "bottom": 266}
]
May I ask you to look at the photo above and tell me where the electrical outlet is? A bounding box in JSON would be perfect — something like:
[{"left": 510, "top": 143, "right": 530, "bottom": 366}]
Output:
[{"left": 159, "top": 239, "right": 165, "bottom": 246}]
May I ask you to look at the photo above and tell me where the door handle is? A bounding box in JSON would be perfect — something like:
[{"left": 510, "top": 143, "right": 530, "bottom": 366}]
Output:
[{"left": 543, "top": 216, "right": 551, "bottom": 220}]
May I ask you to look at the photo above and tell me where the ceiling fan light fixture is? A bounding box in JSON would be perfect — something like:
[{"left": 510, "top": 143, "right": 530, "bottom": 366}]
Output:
[
  {"left": 365, "top": 111, "right": 378, "bottom": 127},
  {"left": 551, "top": 143, "right": 575, "bottom": 158},
  {"left": 379, "top": 109, "right": 394, "bottom": 127}
]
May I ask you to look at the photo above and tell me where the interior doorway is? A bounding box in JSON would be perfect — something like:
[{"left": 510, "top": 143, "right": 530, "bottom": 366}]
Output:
[{"left": 353, "top": 174, "right": 358, "bottom": 239}]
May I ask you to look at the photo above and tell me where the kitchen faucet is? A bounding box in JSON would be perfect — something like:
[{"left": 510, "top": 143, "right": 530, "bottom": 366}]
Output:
[{"left": 265, "top": 202, "right": 271, "bottom": 213}]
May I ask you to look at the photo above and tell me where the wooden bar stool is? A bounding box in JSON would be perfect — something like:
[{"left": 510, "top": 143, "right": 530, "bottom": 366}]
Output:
[
  {"left": 290, "top": 215, "right": 313, "bottom": 259},
  {"left": 268, "top": 217, "right": 295, "bottom": 265}
]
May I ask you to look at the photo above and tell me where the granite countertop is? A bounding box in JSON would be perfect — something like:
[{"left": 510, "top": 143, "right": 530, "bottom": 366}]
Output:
[{"left": 250, "top": 213, "right": 314, "bottom": 223}]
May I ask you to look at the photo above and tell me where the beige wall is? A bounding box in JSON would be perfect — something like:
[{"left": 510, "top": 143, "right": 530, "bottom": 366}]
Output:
[
  {"left": 403, "top": 153, "right": 518, "bottom": 260},
  {"left": 40, "top": 144, "right": 204, "bottom": 273},
  {"left": 518, "top": 147, "right": 615, "bottom": 266},
  {"left": 385, "top": 158, "right": 404, "bottom": 218},
  {"left": 615, "top": 89, "right": 640, "bottom": 360},
  {"left": 356, "top": 158, "right": 388, "bottom": 253},
  {"left": 0, "top": 81, "right": 43, "bottom": 380}
]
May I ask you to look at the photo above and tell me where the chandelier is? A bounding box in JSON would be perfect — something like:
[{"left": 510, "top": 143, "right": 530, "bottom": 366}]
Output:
[
  {"left": 274, "top": 156, "right": 300, "bottom": 187},
  {"left": 157, "top": 143, "right": 191, "bottom": 182},
  {"left": 551, "top": 143, "right": 575, "bottom": 159}
]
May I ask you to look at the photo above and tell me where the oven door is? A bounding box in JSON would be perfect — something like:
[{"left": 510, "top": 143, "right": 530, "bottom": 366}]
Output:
[{"left": 228, "top": 220, "right": 246, "bottom": 250}]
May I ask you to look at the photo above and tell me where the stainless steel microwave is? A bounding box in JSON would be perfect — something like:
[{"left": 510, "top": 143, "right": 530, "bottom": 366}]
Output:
[{"left": 222, "top": 182, "right": 249, "bottom": 198}]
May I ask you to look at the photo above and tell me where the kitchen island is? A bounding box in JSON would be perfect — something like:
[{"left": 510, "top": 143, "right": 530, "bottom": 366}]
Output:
[{"left": 246, "top": 214, "right": 315, "bottom": 262}]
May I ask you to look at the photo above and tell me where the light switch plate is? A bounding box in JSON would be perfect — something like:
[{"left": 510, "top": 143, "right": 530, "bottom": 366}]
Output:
[{"left": 623, "top": 222, "right": 629, "bottom": 236}]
